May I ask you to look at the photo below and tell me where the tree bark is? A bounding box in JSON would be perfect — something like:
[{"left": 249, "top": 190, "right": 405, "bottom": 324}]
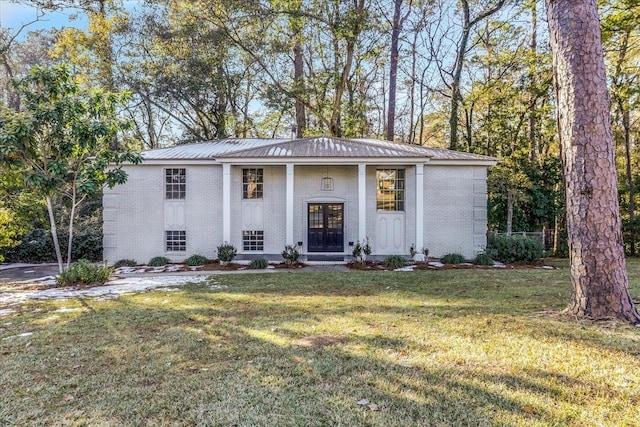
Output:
[
  {"left": 386, "top": 0, "right": 403, "bottom": 141},
  {"left": 45, "top": 195, "right": 64, "bottom": 273},
  {"left": 294, "top": 42, "right": 306, "bottom": 137},
  {"left": 546, "top": 0, "right": 640, "bottom": 322}
]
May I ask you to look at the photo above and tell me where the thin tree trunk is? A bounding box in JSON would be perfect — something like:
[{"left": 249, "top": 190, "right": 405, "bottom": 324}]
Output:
[
  {"left": 294, "top": 42, "right": 306, "bottom": 137},
  {"left": 546, "top": 0, "right": 640, "bottom": 322},
  {"left": 45, "top": 195, "right": 64, "bottom": 273},
  {"left": 506, "top": 191, "right": 514, "bottom": 235},
  {"left": 623, "top": 107, "right": 635, "bottom": 255},
  {"left": 529, "top": 0, "right": 538, "bottom": 161}
]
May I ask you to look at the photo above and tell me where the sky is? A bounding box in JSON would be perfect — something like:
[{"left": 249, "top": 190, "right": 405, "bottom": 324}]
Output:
[{"left": 0, "top": 1, "right": 88, "bottom": 35}]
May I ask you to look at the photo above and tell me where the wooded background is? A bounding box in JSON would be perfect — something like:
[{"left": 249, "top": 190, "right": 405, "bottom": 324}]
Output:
[{"left": 1, "top": 0, "right": 639, "bottom": 258}]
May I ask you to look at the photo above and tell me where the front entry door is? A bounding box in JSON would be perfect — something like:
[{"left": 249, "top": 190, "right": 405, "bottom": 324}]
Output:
[{"left": 308, "top": 203, "right": 344, "bottom": 252}]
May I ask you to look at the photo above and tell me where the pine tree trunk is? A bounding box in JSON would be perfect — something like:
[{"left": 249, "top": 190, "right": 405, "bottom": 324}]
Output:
[
  {"left": 386, "top": 0, "right": 403, "bottom": 141},
  {"left": 546, "top": 0, "right": 640, "bottom": 322}
]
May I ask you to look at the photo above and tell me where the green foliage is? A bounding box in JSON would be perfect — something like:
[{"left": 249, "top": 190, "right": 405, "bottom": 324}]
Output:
[
  {"left": 148, "top": 256, "right": 170, "bottom": 267},
  {"left": 2, "top": 228, "right": 102, "bottom": 262},
  {"left": 217, "top": 243, "right": 237, "bottom": 263},
  {"left": 0, "top": 207, "right": 20, "bottom": 262},
  {"left": 473, "top": 252, "right": 494, "bottom": 266},
  {"left": 56, "top": 259, "right": 112, "bottom": 286},
  {"left": 249, "top": 258, "right": 269, "bottom": 269},
  {"left": 488, "top": 152, "right": 562, "bottom": 233},
  {"left": 0, "top": 63, "right": 141, "bottom": 269},
  {"left": 409, "top": 244, "right": 417, "bottom": 257},
  {"left": 384, "top": 255, "right": 407, "bottom": 269},
  {"left": 185, "top": 254, "right": 208, "bottom": 266},
  {"left": 422, "top": 247, "right": 429, "bottom": 257},
  {"left": 351, "top": 238, "right": 371, "bottom": 263},
  {"left": 441, "top": 253, "right": 466, "bottom": 264},
  {"left": 487, "top": 233, "right": 543, "bottom": 264},
  {"left": 281, "top": 245, "right": 300, "bottom": 266},
  {"left": 113, "top": 259, "right": 137, "bottom": 268}
]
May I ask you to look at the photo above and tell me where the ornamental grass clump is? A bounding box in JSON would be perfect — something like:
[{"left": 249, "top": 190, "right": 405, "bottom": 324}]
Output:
[
  {"left": 249, "top": 258, "right": 269, "bottom": 269},
  {"left": 440, "top": 253, "right": 466, "bottom": 264},
  {"left": 56, "top": 259, "right": 112, "bottom": 286},
  {"left": 384, "top": 255, "right": 407, "bottom": 269},
  {"left": 113, "top": 259, "right": 137, "bottom": 268},
  {"left": 148, "top": 256, "right": 170, "bottom": 267},
  {"left": 185, "top": 254, "right": 209, "bottom": 266}
]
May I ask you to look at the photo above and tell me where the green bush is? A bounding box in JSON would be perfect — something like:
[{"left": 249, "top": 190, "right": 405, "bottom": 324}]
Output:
[
  {"left": 3, "top": 228, "right": 103, "bottom": 263},
  {"left": 185, "top": 254, "right": 209, "bottom": 266},
  {"left": 441, "top": 253, "right": 466, "bottom": 264},
  {"left": 384, "top": 255, "right": 407, "bottom": 269},
  {"left": 113, "top": 259, "right": 137, "bottom": 268},
  {"left": 249, "top": 258, "right": 269, "bottom": 269},
  {"left": 217, "top": 242, "right": 237, "bottom": 263},
  {"left": 487, "top": 234, "right": 543, "bottom": 263},
  {"left": 148, "top": 256, "right": 170, "bottom": 267},
  {"left": 281, "top": 245, "right": 300, "bottom": 266},
  {"left": 473, "top": 252, "right": 494, "bottom": 266},
  {"left": 56, "top": 259, "right": 112, "bottom": 286}
]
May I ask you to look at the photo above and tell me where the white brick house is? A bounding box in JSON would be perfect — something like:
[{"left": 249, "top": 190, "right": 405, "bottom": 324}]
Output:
[{"left": 103, "top": 137, "right": 496, "bottom": 263}]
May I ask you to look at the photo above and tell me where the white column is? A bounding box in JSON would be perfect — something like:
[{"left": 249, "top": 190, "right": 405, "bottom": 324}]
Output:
[
  {"left": 286, "top": 164, "right": 294, "bottom": 246},
  {"left": 415, "top": 163, "right": 424, "bottom": 250},
  {"left": 222, "top": 163, "right": 231, "bottom": 243},
  {"left": 358, "top": 164, "right": 367, "bottom": 242}
]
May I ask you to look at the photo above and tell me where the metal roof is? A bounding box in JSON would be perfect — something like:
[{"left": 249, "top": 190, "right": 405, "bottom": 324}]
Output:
[{"left": 141, "top": 137, "right": 496, "bottom": 162}]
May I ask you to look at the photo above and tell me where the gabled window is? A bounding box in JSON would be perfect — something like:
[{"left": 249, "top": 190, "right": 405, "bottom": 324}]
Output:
[
  {"left": 376, "top": 169, "right": 405, "bottom": 211},
  {"left": 165, "top": 168, "right": 186, "bottom": 199},
  {"left": 243, "top": 168, "right": 263, "bottom": 199}
]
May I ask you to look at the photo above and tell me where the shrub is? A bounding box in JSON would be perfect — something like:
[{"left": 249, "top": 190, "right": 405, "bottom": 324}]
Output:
[
  {"left": 384, "top": 255, "right": 407, "bottom": 269},
  {"left": 409, "top": 244, "right": 417, "bottom": 257},
  {"left": 441, "top": 253, "right": 466, "bottom": 264},
  {"left": 487, "top": 234, "right": 543, "bottom": 263},
  {"left": 473, "top": 252, "right": 494, "bottom": 266},
  {"left": 249, "top": 258, "right": 269, "bottom": 269},
  {"left": 352, "top": 238, "right": 371, "bottom": 263},
  {"left": 281, "top": 244, "right": 300, "bottom": 267},
  {"left": 185, "top": 254, "right": 209, "bottom": 266},
  {"left": 56, "top": 259, "right": 112, "bottom": 286},
  {"left": 148, "top": 256, "right": 170, "bottom": 267},
  {"left": 3, "top": 228, "right": 103, "bottom": 263},
  {"left": 113, "top": 259, "right": 137, "bottom": 268},
  {"left": 217, "top": 242, "right": 237, "bottom": 263}
]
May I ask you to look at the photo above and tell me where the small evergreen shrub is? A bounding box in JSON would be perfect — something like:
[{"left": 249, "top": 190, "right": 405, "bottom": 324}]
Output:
[
  {"left": 487, "top": 234, "right": 543, "bottom": 263},
  {"left": 249, "top": 258, "right": 269, "bottom": 269},
  {"left": 113, "top": 259, "right": 137, "bottom": 268},
  {"left": 148, "top": 256, "right": 170, "bottom": 267},
  {"left": 473, "top": 252, "right": 494, "bottom": 266},
  {"left": 57, "top": 259, "right": 112, "bottom": 286},
  {"left": 352, "top": 238, "right": 371, "bottom": 263},
  {"left": 441, "top": 253, "right": 466, "bottom": 264},
  {"left": 185, "top": 254, "right": 209, "bottom": 266},
  {"left": 384, "top": 255, "right": 407, "bottom": 269},
  {"left": 409, "top": 244, "right": 417, "bottom": 257},
  {"left": 281, "top": 244, "right": 300, "bottom": 267},
  {"left": 217, "top": 242, "right": 237, "bottom": 263}
]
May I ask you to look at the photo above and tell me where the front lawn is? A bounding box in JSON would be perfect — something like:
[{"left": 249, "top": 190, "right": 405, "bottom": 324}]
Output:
[{"left": 1, "top": 262, "right": 639, "bottom": 426}]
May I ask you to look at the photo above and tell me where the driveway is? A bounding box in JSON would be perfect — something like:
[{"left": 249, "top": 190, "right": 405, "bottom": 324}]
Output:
[{"left": 0, "top": 264, "right": 59, "bottom": 283}]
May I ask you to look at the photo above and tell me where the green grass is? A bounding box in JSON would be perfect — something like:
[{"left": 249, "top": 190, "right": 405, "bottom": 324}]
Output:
[{"left": 1, "top": 261, "right": 640, "bottom": 426}]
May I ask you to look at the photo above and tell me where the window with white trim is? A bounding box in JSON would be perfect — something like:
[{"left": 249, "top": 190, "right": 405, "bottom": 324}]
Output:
[
  {"left": 243, "top": 168, "right": 263, "bottom": 199},
  {"left": 165, "top": 168, "right": 186, "bottom": 199},
  {"left": 166, "top": 230, "right": 186, "bottom": 252},
  {"left": 243, "top": 230, "right": 264, "bottom": 251},
  {"left": 376, "top": 169, "right": 405, "bottom": 211}
]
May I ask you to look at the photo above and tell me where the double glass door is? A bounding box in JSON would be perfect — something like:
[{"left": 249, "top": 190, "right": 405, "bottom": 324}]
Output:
[{"left": 308, "top": 203, "right": 344, "bottom": 252}]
